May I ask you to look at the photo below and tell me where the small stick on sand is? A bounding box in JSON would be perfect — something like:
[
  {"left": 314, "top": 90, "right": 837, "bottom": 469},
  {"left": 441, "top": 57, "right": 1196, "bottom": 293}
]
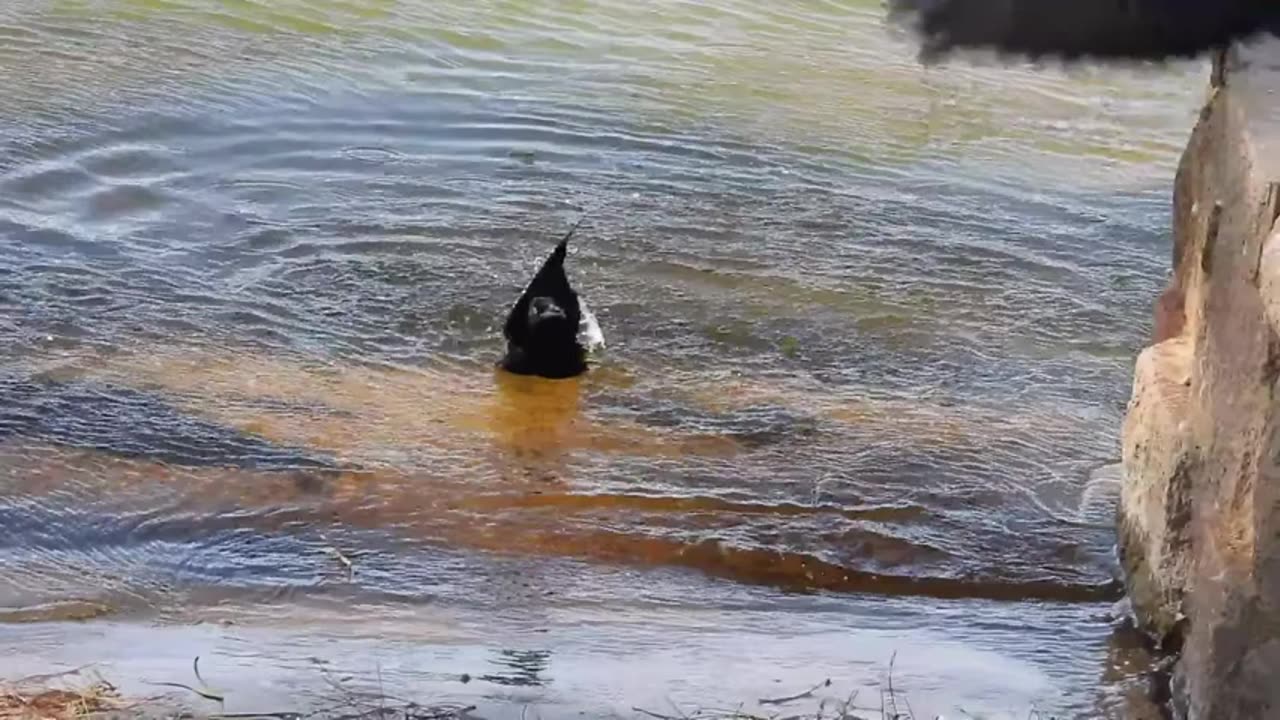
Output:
[
  {"left": 759, "top": 678, "right": 832, "bottom": 706},
  {"left": 631, "top": 709, "right": 682, "bottom": 720},
  {"left": 147, "top": 656, "right": 225, "bottom": 704}
]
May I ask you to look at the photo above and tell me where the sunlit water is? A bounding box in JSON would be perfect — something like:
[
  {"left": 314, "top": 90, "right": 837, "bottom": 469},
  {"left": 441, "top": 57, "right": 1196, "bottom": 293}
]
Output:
[{"left": 0, "top": 1, "right": 1204, "bottom": 717}]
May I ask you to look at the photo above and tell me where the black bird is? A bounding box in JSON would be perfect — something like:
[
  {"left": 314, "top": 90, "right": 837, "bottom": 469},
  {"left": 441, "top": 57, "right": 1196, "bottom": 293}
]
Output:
[
  {"left": 887, "top": 0, "right": 1280, "bottom": 63},
  {"left": 498, "top": 221, "right": 593, "bottom": 380}
]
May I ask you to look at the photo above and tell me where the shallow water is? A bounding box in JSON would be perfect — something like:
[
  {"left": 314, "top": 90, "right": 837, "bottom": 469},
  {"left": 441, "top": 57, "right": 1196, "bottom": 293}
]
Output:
[{"left": 0, "top": 0, "right": 1204, "bottom": 717}]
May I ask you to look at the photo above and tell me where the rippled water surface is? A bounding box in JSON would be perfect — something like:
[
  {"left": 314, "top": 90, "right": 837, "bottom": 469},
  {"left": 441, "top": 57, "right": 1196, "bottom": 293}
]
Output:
[{"left": 0, "top": 1, "right": 1204, "bottom": 717}]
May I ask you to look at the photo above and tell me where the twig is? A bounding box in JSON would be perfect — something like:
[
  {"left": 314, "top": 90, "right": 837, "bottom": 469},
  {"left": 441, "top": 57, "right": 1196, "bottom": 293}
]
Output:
[
  {"left": 147, "top": 655, "right": 225, "bottom": 703},
  {"left": 759, "top": 679, "right": 832, "bottom": 706},
  {"left": 376, "top": 662, "right": 386, "bottom": 720},
  {"left": 885, "top": 652, "right": 901, "bottom": 720},
  {"left": 701, "top": 706, "right": 769, "bottom": 720},
  {"left": 194, "top": 657, "right": 210, "bottom": 689},
  {"left": 311, "top": 661, "right": 417, "bottom": 713},
  {"left": 829, "top": 689, "right": 859, "bottom": 720},
  {"left": 631, "top": 708, "right": 682, "bottom": 720},
  {"left": 148, "top": 681, "right": 225, "bottom": 703}
]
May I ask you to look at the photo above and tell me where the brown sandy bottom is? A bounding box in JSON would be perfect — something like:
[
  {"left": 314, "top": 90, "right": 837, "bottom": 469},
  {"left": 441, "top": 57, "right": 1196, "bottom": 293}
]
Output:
[
  {"left": 4, "top": 340, "right": 1123, "bottom": 606},
  {"left": 0, "top": 342, "right": 1145, "bottom": 719}
]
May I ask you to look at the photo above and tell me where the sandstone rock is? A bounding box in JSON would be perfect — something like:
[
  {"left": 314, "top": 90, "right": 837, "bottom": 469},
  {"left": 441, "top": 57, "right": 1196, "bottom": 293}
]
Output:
[
  {"left": 1119, "top": 336, "right": 1193, "bottom": 643},
  {"left": 1120, "top": 35, "right": 1280, "bottom": 720}
]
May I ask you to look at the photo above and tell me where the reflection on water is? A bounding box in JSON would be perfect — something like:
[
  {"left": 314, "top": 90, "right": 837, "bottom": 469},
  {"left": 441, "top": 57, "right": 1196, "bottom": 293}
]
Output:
[
  {"left": 483, "top": 649, "right": 553, "bottom": 688},
  {"left": 0, "top": 0, "right": 1205, "bottom": 717}
]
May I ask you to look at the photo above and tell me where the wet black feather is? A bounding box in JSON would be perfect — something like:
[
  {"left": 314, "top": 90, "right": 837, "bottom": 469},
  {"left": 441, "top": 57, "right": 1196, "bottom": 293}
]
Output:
[{"left": 498, "top": 221, "right": 589, "bottom": 379}]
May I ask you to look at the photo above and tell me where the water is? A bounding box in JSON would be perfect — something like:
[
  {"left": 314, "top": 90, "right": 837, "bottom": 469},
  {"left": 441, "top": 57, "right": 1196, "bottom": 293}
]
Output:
[{"left": 0, "top": 1, "right": 1203, "bottom": 717}]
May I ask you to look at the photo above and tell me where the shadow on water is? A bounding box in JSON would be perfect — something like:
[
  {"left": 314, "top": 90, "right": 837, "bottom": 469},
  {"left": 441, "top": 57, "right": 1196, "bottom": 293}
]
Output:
[
  {"left": 481, "top": 649, "right": 553, "bottom": 688},
  {"left": 0, "top": 373, "right": 339, "bottom": 472}
]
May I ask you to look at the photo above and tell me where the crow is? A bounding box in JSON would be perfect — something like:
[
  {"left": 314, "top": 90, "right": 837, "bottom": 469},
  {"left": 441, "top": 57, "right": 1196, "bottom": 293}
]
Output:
[{"left": 498, "top": 220, "right": 601, "bottom": 379}]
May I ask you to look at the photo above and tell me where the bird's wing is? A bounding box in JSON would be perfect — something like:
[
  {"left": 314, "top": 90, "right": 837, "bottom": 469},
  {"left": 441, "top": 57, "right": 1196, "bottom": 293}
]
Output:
[{"left": 577, "top": 295, "right": 606, "bottom": 352}]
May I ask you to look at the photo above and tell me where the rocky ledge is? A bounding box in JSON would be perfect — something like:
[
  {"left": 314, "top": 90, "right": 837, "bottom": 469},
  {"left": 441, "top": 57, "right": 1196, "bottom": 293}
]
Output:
[{"left": 1120, "top": 35, "right": 1280, "bottom": 720}]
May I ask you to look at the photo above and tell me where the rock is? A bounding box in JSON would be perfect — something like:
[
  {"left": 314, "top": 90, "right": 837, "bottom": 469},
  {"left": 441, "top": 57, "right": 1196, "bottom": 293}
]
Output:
[
  {"left": 1120, "top": 34, "right": 1280, "bottom": 719},
  {"left": 1119, "top": 336, "right": 1193, "bottom": 644}
]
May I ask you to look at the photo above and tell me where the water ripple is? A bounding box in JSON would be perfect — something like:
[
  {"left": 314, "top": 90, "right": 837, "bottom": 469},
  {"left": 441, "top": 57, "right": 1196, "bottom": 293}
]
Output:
[{"left": 0, "top": 1, "right": 1202, "bottom": 714}]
